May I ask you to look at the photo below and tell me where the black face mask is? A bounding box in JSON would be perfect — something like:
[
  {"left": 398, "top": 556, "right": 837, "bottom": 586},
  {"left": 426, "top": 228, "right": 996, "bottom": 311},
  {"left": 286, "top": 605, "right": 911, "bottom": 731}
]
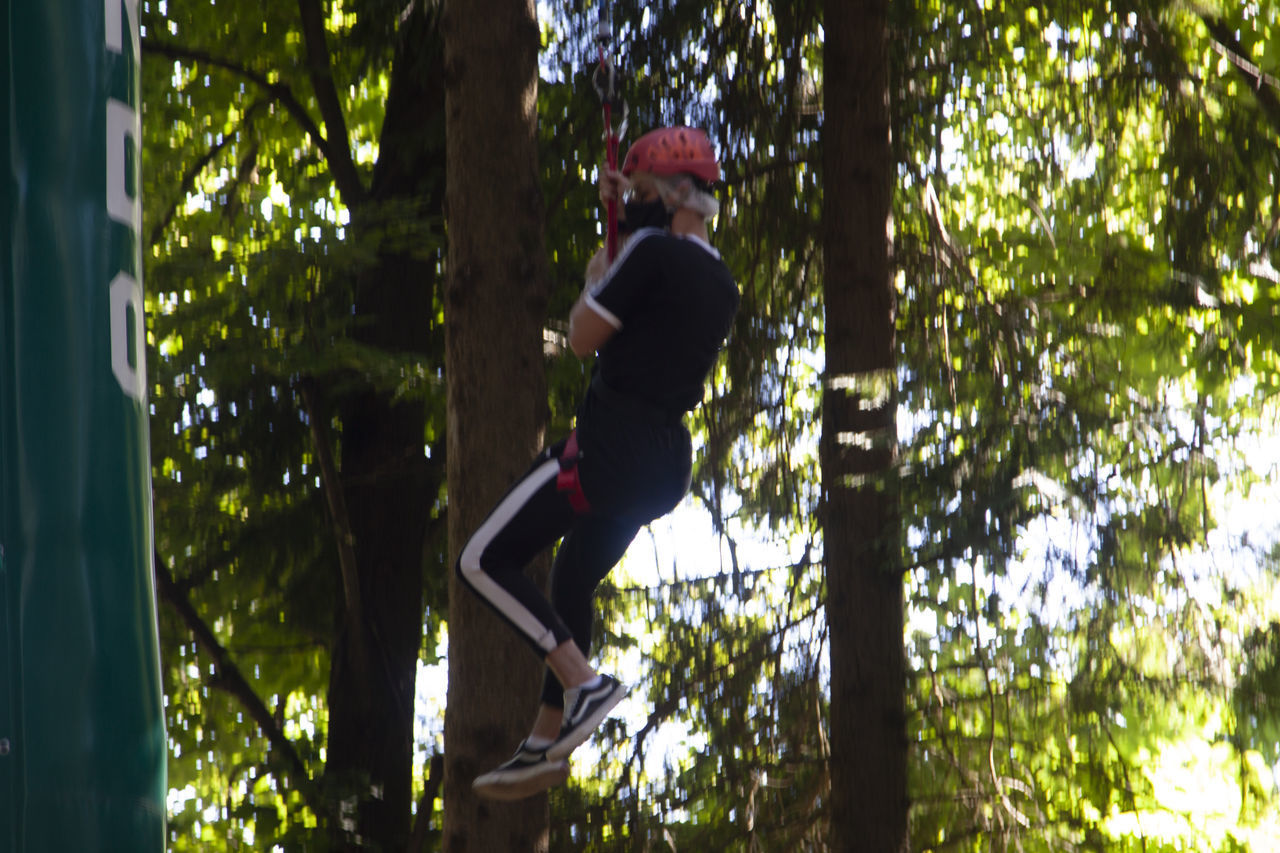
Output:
[{"left": 620, "top": 198, "right": 672, "bottom": 233}]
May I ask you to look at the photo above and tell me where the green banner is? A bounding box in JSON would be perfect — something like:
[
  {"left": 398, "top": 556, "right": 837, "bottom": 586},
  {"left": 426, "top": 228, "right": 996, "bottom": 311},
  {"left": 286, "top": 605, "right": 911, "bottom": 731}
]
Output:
[{"left": 1, "top": 1, "right": 165, "bottom": 850}]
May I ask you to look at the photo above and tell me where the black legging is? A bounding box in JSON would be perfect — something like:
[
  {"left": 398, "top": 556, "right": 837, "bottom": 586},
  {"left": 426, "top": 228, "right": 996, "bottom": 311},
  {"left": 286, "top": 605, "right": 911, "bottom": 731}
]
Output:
[{"left": 456, "top": 400, "right": 691, "bottom": 708}]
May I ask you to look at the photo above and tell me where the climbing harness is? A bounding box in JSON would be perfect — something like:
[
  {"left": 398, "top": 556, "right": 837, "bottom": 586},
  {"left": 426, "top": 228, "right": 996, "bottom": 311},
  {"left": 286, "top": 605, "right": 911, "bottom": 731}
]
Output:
[
  {"left": 556, "top": 429, "right": 591, "bottom": 514},
  {"left": 592, "top": 0, "right": 628, "bottom": 262}
]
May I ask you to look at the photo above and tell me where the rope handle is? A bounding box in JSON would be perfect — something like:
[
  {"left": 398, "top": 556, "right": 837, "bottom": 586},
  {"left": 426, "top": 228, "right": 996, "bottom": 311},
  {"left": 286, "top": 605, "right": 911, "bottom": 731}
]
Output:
[{"left": 594, "top": 3, "right": 626, "bottom": 262}]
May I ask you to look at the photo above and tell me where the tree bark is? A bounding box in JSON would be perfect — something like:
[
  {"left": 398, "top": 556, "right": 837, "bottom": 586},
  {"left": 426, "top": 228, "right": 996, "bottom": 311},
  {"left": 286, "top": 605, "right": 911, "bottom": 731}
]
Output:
[
  {"left": 441, "top": 0, "right": 553, "bottom": 850},
  {"left": 821, "top": 0, "right": 908, "bottom": 850},
  {"left": 321, "top": 7, "right": 445, "bottom": 851}
]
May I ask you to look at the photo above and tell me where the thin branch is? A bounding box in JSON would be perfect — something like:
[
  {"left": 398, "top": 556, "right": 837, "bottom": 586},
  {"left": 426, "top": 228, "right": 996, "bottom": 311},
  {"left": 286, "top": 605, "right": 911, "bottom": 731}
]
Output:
[
  {"left": 221, "top": 137, "right": 262, "bottom": 223},
  {"left": 407, "top": 753, "right": 445, "bottom": 853},
  {"left": 1201, "top": 18, "right": 1280, "bottom": 132},
  {"left": 297, "top": 0, "right": 366, "bottom": 205},
  {"left": 608, "top": 602, "right": 823, "bottom": 801},
  {"left": 722, "top": 155, "right": 814, "bottom": 189},
  {"left": 298, "top": 379, "right": 364, "bottom": 632},
  {"left": 148, "top": 98, "right": 267, "bottom": 250},
  {"left": 142, "top": 38, "right": 365, "bottom": 206},
  {"left": 601, "top": 558, "right": 813, "bottom": 599},
  {"left": 154, "top": 551, "right": 325, "bottom": 817},
  {"left": 147, "top": 122, "right": 229, "bottom": 247},
  {"left": 170, "top": 546, "right": 237, "bottom": 597}
]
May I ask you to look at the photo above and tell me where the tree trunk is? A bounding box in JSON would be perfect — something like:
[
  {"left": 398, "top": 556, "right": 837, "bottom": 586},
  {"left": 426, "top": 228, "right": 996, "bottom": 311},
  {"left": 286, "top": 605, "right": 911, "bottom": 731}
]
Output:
[
  {"left": 821, "top": 0, "right": 908, "bottom": 850},
  {"left": 322, "top": 8, "right": 445, "bottom": 851},
  {"left": 441, "top": 0, "right": 553, "bottom": 850}
]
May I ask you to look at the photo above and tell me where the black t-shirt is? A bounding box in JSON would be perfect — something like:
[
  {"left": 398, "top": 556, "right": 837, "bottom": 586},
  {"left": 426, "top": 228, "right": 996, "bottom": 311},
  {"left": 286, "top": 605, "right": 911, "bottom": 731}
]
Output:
[{"left": 583, "top": 228, "right": 739, "bottom": 414}]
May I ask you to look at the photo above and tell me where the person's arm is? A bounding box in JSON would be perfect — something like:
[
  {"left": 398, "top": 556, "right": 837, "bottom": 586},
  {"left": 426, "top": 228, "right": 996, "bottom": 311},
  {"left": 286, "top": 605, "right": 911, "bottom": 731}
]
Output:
[
  {"left": 569, "top": 167, "right": 632, "bottom": 358},
  {"left": 568, "top": 287, "right": 618, "bottom": 357}
]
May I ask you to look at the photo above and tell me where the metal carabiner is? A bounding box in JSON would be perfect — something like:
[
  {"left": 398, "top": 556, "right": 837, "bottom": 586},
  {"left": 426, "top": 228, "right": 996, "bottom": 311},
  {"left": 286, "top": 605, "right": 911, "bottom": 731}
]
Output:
[
  {"left": 592, "top": 60, "right": 615, "bottom": 104},
  {"left": 614, "top": 100, "right": 629, "bottom": 141},
  {"left": 593, "top": 62, "right": 627, "bottom": 120}
]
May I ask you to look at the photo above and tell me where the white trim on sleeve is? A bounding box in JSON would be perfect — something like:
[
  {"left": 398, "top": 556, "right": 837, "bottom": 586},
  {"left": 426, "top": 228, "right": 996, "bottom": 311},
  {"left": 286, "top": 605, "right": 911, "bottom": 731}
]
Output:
[
  {"left": 588, "top": 228, "right": 661, "bottom": 295},
  {"left": 583, "top": 291, "right": 623, "bottom": 329},
  {"left": 584, "top": 228, "right": 663, "bottom": 330}
]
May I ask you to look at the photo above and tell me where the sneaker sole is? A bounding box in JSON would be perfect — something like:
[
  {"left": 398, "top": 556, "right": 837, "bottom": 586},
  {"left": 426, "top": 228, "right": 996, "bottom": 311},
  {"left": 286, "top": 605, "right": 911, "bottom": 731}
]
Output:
[
  {"left": 473, "top": 760, "right": 571, "bottom": 801},
  {"left": 545, "top": 683, "right": 626, "bottom": 761}
]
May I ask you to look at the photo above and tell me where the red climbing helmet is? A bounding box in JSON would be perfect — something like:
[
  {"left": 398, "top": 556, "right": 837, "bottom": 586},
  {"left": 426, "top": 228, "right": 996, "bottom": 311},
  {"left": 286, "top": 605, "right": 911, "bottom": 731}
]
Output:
[{"left": 621, "top": 126, "right": 720, "bottom": 184}]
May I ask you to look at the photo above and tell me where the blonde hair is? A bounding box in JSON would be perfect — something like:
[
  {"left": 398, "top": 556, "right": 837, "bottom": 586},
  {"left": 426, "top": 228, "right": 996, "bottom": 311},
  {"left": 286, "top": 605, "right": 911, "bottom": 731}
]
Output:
[{"left": 635, "top": 172, "right": 721, "bottom": 222}]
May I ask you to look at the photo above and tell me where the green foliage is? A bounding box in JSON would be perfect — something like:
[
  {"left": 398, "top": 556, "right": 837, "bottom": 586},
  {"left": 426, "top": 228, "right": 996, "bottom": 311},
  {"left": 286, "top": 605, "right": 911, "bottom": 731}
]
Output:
[
  {"left": 142, "top": 0, "right": 1280, "bottom": 849},
  {"left": 893, "top": 0, "right": 1280, "bottom": 849},
  {"left": 143, "top": 0, "right": 446, "bottom": 847},
  {"left": 551, "top": 563, "right": 829, "bottom": 851}
]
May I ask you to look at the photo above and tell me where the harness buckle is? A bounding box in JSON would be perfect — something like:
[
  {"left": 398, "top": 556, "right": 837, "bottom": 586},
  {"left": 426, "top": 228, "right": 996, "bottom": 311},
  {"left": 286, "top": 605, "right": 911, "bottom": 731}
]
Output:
[
  {"left": 592, "top": 62, "right": 626, "bottom": 113},
  {"left": 556, "top": 430, "right": 591, "bottom": 514}
]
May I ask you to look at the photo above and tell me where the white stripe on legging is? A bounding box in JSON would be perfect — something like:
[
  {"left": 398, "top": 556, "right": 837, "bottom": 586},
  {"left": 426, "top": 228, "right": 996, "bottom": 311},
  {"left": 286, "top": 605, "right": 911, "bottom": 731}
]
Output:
[{"left": 458, "top": 457, "right": 561, "bottom": 653}]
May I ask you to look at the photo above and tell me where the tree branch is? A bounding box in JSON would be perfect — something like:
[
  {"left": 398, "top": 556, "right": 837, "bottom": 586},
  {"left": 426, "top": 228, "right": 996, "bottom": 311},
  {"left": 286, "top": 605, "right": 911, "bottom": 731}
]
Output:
[
  {"left": 148, "top": 98, "right": 267, "bottom": 250},
  {"left": 154, "top": 551, "right": 326, "bottom": 817},
  {"left": 298, "top": 379, "right": 364, "bottom": 634},
  {"left": 407, "top": 753, "right": 445, "bottom": 853},
  {"left": 297, "top": 0, "right": 366, "bottom": 206},
  {"left": 608, "top": 602, "right": 824, "bottom": 802},
  {"left": 142, "top": 37, "right": 365, "bottom": 206},
  {"left": 721, "top": 155, "right": 814, "bottom": 190},
  {"left": 1201, "top": 17, "right": 1280, "bottom": 133}
]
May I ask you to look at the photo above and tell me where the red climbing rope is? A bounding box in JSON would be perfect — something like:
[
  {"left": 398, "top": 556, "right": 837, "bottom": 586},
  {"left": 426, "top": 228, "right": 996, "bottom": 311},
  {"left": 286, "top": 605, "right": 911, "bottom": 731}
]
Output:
[{"left": 593, "top": 2, "right": 627, "bottom": 261}]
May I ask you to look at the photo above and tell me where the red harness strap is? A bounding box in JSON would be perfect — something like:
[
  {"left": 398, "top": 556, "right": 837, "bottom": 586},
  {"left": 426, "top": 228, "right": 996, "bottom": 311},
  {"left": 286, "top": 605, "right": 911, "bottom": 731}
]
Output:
[{"left": 556, "top": 429, "right": 591, "bottom": 514}]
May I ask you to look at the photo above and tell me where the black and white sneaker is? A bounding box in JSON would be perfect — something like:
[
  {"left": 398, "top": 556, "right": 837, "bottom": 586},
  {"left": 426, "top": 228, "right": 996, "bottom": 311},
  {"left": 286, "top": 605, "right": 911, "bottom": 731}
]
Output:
[
  {"left": 472, "top": 740, "right": 571, "bottom": 801},
  {"left": 546, "top": 675, "right": 627, "bottom": 761}
]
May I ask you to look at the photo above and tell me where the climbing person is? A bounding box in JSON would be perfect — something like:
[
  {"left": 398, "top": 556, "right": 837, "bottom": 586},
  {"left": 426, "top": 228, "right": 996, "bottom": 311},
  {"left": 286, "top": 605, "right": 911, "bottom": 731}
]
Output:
[{"left": 457, "top": 126, "right": 739, "bottom": 800}]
